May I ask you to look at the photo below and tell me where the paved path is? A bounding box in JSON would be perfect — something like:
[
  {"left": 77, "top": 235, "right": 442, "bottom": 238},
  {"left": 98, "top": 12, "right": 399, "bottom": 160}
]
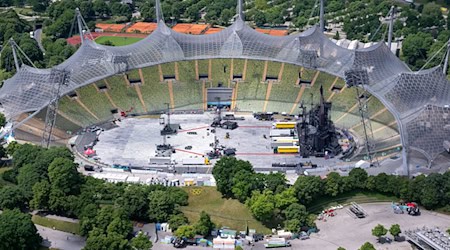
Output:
[
  {"left": 33, "top": 28, "right": 45, "bottom": 53},
  {"left": 37, "top": 225, "right": 85, "bottom": 250}
]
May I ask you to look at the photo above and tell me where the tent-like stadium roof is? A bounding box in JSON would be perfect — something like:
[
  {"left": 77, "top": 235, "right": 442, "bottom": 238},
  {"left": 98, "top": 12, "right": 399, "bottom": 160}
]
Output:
[{"left": 0, "top": 0, "right": 449, "bottom": 169}]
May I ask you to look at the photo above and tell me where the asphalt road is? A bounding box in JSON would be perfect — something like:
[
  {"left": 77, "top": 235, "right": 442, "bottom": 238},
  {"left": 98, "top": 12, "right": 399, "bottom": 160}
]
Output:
[
  {"left": 37, "top": 225, "right": 86, "bottom": 250},
  {"left": 33, "top": 28, "right": 45, "bottom": 53}
]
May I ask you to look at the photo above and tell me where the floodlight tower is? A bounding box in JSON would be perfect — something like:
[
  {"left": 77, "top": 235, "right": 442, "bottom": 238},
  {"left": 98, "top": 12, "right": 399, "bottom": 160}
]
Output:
[
  {"left": 344, "top": 69, "right": 379, "bottom": 166},
  {"left": 42, "top": 8, "right": 90, "bottom": 147}
]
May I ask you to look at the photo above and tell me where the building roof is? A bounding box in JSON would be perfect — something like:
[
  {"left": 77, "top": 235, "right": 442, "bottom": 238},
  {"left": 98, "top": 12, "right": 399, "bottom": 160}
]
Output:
[{"left": 1, "top": 1, "right": 449, "bottom": 168}]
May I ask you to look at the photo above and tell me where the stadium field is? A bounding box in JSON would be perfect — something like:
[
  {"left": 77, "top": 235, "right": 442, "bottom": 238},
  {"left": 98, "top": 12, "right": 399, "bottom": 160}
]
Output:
[{"left": 95, "top": 36, "right": 143, "bottom": 46}]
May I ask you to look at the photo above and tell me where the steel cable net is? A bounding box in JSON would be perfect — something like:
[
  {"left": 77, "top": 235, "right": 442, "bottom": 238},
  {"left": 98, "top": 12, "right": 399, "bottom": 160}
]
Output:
[{"left": 0, "top": 7, "right": 449, "bottom": 162}]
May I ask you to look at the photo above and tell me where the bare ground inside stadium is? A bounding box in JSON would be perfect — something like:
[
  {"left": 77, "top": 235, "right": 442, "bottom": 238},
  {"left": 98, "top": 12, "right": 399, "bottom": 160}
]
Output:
[{"left": 94, "top": 114, "right": 345, "bottom": 169}]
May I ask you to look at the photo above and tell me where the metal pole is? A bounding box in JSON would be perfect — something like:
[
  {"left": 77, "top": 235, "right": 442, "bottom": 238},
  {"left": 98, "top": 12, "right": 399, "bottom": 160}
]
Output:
[
  {"left": 443, "top": 39, "right": 450, "bottom": 75},
  {"left": 237, "top": 0, "right": 244, "bottom": 20},
  {"left": 76, "top": 8, "right": 84, "bottom": 44},
  {"left": 319, "top": 0, "right": 325, "bottom": 32},
  {"left": 387, "top": 6, "right": 395, "bottom": 50},
  {"left": 10, "top": 39, "right": 20, "bottom": 71}
]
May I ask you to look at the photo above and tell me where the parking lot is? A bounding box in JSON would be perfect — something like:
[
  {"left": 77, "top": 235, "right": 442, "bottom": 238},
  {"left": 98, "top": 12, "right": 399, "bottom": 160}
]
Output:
[{"left": 146, "top": 203, "right": 450, "bottom": 250}]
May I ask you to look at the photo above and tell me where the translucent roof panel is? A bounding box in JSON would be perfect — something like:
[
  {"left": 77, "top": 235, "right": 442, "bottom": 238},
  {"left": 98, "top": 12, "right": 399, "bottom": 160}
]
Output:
[{"left": 0, "top": 5, "right": 449, "bottom": 164}]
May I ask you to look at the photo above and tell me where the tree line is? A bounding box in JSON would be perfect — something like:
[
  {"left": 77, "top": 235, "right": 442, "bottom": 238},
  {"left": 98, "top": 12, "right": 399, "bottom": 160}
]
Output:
[
  {"left": 213, "top": 157, "right": 450, "bottom": 233},
  {"left": 0, "top": 143, "right": 194, "bottom": 250}
]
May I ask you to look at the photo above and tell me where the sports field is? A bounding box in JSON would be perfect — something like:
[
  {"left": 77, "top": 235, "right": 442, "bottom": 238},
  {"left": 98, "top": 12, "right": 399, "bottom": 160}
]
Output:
[{"left": 95, "top": 36, "right": 143, "bottom": 46}]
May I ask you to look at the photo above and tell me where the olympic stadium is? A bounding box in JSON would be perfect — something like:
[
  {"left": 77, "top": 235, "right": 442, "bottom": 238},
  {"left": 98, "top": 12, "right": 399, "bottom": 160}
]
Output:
[{"left": 0, "top": 0, "right": 449, "bottom": 175}]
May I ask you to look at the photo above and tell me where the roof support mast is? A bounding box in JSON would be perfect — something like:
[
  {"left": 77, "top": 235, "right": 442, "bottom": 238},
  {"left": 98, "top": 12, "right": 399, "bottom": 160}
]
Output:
[
  {"left": 76, "top": 8, "right": 85, "bottom": 44},
  {"left": 387, "top": 6, "right": 395, "bottom": 50},
  {"left": 10, "top": 39, "right": 20, "bottom": 71},
  {"left": 155, "top": 0, "right": 164, "bottom": 23},
  {"left": 319, "top": 0, "right": 325, "bottom": 32},
  {"left": 237, "top": 0, "right": 244, "bottom": 20},
  {"left": 443, "top": 38, "right": 450, "bottom": 75}
]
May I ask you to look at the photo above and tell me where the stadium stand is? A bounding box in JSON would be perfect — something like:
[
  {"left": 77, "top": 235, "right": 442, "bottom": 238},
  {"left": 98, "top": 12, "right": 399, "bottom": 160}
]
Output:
[
  {"left": 235, "top": 60, "right": 267, "bottom": 111},
  {"left": 76, "top": 84, "right": 114, "bottom": 121},
  {"left": 106, "top": 75, "right": 145, "bottom": 114},
  {"left": 139, "top": 66, "right": 171, "bottom": 112},
  {"left": 58, "top": 96, "right": 98, "bottom": 127},
  {"left": 173, "top": 61, "right": 203, "bottom": 110},
  {"left": 211, "top": 59, "right": 232, "bottom": 87},
  {"left": 265, "top": 63, "right": 301, "bottom": 113}
]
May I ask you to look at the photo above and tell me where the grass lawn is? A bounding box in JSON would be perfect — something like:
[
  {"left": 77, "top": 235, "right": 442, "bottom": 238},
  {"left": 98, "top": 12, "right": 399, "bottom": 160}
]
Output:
[
  {"left": 180, "top": 186, "right": 271, "bottom": 234},
  {"left": 307, "top": 190, "right": 398, "bottom": 214},
  {"left": 95, "top": 36, "right": 143, "bottom": 46},
  {"left": 32, "top": 215, "right": 80, "bottom": 235}
]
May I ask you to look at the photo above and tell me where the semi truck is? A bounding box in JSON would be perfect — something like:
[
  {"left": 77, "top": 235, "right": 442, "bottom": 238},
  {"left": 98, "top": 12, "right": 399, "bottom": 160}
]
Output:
[
  {"left": 276, "top": 146, "right": 300, "bottom": 154},
  {"left": 264, "top": 238, "right": 291, "bottom": 248},
  {"left": 182, "top": 158, "right": 206, "bottom": 165},
  {"left": 149, "top": 157, "right": 172, "bottom": 165},
  {"left": 273, "top": 122, "right": 297, "bottom": 129},
  {"left": 269, "top": 129, "right": 294, "bottom": 137}
]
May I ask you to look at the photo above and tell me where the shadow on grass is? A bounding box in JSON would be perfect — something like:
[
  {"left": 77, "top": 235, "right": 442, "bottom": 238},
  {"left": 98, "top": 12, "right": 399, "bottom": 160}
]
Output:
[{"left": 307, "top": 190, "right": 398, "bottom": 214}]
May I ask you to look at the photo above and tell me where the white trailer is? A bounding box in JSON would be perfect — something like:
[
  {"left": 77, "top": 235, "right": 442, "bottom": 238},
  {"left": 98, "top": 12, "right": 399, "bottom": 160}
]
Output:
[
  {"left": 182, "top": 157, "right": 205, "bottom": 165},
  {"left": 269, "top": 129, "right": 293, "bottom": 137},
  {"left": 149, "top": 157, "right": 172, "bottom": 165}
]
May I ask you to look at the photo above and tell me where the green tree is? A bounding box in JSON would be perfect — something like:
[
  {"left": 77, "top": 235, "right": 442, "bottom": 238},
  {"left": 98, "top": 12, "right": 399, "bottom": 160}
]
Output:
[
  {"left": 168, "top": 213, "right": 189, "bottom": 231},
  {"left": 175, "top": 225, "right": 196, "bottom": 239},
  {"left": 359, "top": 242, "right": 375, "bottom": 250},
  {"left": 148, "top": 190, "right": 178, "bottom": 222},
  {"left": 116, "top": 184, "right": 150, "bottom": 221},
  {"left": 294, "top": 175, "right": 323, "bottom": 204},
  {"left": 389, "top": 224, "right": 401, "bottom": 237},
  {"left": 348, "top": 168, "right": 368, "bottom": 189},
  {"left": 253, "top": 10, "right": 266, "bottom": 27},
  {"left": 194, "top": 211, "right": 215, "bottom": 237},
  {"left": 325, "top": 172, "right": 343, "bottom": 197},
  {"left": 131, "top": 232, "right": 153, "bottom": 250},
  {"left": 0, "top": 112, "right": 6, "bottom": 127},
  {"left": 213, "top": 157, "right": 253, "bottom": 198},
  {"left": 231, "top": 170, "right": 262, "bottom": 202},
  {"left": 333, "top": 31, "right": 340, "bottom": 40},
  {"left": 6, "top": 141, "right": 20, "bottom": 156},
  {"left": 447, "top": 228, "right": 450, "bottom": 235},
  {"left": 0, "top": 209, "right": 42, "bottom": 250},
  {"left": 372, "top": 224, "right": 388, "bottom": 238},
  {"left": 274, "top": 187, "right": 298, "bottom": 210},
  {"left": 30, "top": 180, "right": 50, "bottom": 210},
  {"left": 264, "top": 173, "right": 287, "bottom": 193},
  {"left": 0, "top": 185, "right": 27, "bottom": 210},
  {"left": 84, "top": 228, "right": 130, "bottom": 250},
  {"left": 246, "top": 190, "right": 276, "bottom": 222},
  {"left": 17, "top": 164, "right": 41, "bottom": 199},
  {"left": 48, "top": 157, "right": 81, "bottom": 195},
  {"left": 282, "top": 203, "right": 308, "bottom": 232},
  {"left": 337, "top": 247, "right": 346, "bottom": 250},
  {"left": 401, "top": 32, "right": 433, "bottom": 70},
  {"left": 220, "top": 9, "right": 234, "bottom": 26}
]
